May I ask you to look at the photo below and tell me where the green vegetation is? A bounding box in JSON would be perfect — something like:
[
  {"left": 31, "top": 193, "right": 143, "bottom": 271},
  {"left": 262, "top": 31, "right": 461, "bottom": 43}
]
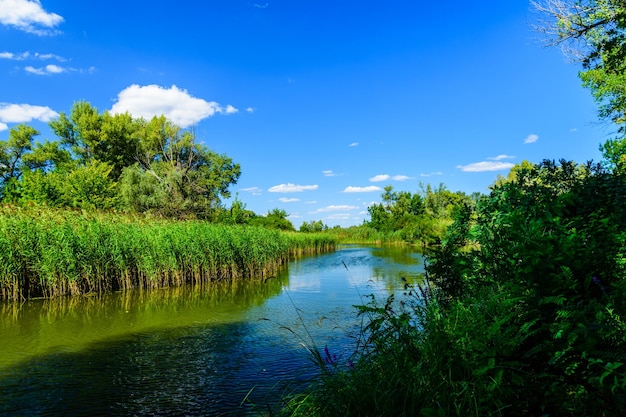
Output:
[
  {"left": 0, "top": 205, "right": 335, "bottom": 301},
  {"left": 284, "top": 161, "right": 626, "bottom": 417},
  {"left": 0, "top": 102, "right": 338, "bottom": 300},
  {"left": 283, "top": 1, "right": 626, "bottom": 415},
  {"left": 362, "top": 184, "right": 477, "bottom": 246},
  {"left": 0, "top": 101, "right": 241, "bottom": 220}
]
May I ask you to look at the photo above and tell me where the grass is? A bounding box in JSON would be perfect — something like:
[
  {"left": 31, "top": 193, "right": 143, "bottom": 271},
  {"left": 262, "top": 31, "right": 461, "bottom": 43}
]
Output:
[{"left": 0, "top": 205, "right": 336, "bottom": 300}]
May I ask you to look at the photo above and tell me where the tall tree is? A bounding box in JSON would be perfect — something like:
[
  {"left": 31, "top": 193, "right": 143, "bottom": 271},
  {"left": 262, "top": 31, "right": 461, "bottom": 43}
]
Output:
[
  {"left": 0, "top": 124, "right": 39, "bottom": 198},
  {"left": 533, "top": 0, "right": 626, "bottom": 168},
  {"left": 49, "top": 101, "right": 140, "bottom": 179},
  {"left": 119, "top": 116, "right": 241, "bottom": 219}
]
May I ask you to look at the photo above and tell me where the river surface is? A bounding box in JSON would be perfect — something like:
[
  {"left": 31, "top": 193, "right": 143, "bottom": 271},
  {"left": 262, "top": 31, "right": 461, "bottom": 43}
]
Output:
[{"left": 0, "top": 245, "right": 424, "bottom": 416}]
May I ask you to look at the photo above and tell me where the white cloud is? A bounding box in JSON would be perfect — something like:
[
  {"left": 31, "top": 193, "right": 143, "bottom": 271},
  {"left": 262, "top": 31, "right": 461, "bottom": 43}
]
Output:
[
  {"left": 110, "top": 84, "right": 237, "bottom": 128},
  {"left": 25, "top": 63, "right": 66, "bottom": 75},
  {"left": 0, "top": 122, "right": 8, "bottom": 131},
  {"left": 0, "top": 52, "right": 20, "bottom": 59},
  {"left": 370, "top": 174, "right": 389, "bottom": 182},
  {"left": 268, "top": 183, "right": 318, "bottom": 193},
  {"left": 370, "top": 174, "right": 411, "bottom": 182},
  {"left": 225, "top": 104, "right": 238, "bottom": 114},
  {"left": 246, "top": 107, "right": 254, "bottom": 113},
  {"left": 524, "top": 134, "right": 539, "bottom": 144},
  {"left": 343, "top": 186, "right": 382, "bottom": 193},
  {"left": 349, "top": 142, "right": 359, "bottom": 147},
  {"left": 327, "top": 213, "right": 351, "bottom": 220},
  {"left": 279, "top": 197, "right": 300, "bottom": 203},
  {"left": 35, "top": 52, "right": 65, "bottom": 61},
  {"left": 0, "top": 51, "right": 66, "bottom": 61},
  {"left": 457, "top": 161, "right": 515, "bottom": 172},
  {"left": 322, "top": 170, "right": 337, "bottom": 177},
  {"left": 488, "top": 154, "right": 515, "bottom": 161},
  {"left": 0, "top": 0, "right": 63, "bottom": 35},
  {"left": 420, "top": 172, "right": 443, "bottom": 177},
  {"left": 312, "top": 205, "right": 359, "bottom": 213},
  {"left": 241, "top": 186, "right": 262, "bottom": 195},
  {"left": 0, "top": 102, "right": 58, "bottom": 124},
  {"left": 25, "top": 64, "right": 94, "bottom": 75}
]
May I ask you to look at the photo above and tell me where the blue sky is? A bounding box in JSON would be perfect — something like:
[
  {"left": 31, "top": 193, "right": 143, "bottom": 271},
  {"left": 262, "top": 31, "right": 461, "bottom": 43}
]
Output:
[{"left": 0, "top": 0, "right": 611, "bottom": 227}]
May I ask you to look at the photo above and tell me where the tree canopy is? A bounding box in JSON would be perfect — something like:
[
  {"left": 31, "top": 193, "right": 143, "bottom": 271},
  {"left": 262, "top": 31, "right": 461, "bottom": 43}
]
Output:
[{"left": 0, "top": 102, "right": 240, "bottom": 219}]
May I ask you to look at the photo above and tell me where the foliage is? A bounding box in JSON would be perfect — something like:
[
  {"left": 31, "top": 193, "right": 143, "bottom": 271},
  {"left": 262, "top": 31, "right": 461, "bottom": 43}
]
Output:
[
  {"left": 533, "top": 0, "right": 626, "bottom": 122},
  {"left": 1, "top": 102, "right": 241, "bottom": 220},
  {"left": 0, "top": 205, "right": 336, "bottom": 300},
  {"left": 117, "top": 116, "right": 241, "bottom": 219},
  {"left": 366, "top": 184, "right": 475, "bottom": 245},
  {"left": 299, "top": 219, "right": 328, "bottom": 233},
  {"left": 0, "top": 124, "right": 40, "bottom": 198},
  {"left": 249, "top": 208, "right": 296, "bottom": 231},
  {"left": 215, "top": 195, "right": 257, "bottom": 225},
  {"left": 49, "top": 101, "right": 140, "bottom": 179},
  {"left": 286, "top": 159, "right": 626, "bottom": 417},
  {"left": 533, "top": 0, "right": 626, "bottom": 170},
  {"left": 428, "top": 159, "right": 626, "bottom": 415}
]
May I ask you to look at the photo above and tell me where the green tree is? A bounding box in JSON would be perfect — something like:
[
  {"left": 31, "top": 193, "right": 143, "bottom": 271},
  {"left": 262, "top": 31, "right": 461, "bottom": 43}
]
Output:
[
  {"left": 118, "top": 118, "right": 240, "bottom": 219},
  {"left": 534, "top": 0, "right": 626, "bottom": 168},
  {"left": 217, "top": 195, "right": 256, "bottom": 225},
  {"left": 49, "top": 101, "right": 140, "bottom": 179},
  {"left": 250, "top": 208, "right": 295, "bottom": 231},
  {"left": 0, "top": 124, "right": 44, "bottom": 199},
  {"left": 300, "top": 219, "right": 327, "bottom": 233}
]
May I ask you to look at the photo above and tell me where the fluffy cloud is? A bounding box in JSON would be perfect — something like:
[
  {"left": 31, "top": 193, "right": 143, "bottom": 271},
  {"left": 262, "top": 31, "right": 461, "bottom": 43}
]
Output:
[
  {"left": 420, "top": 172, "right": 443, "bottom": 177},
  {"left": 0, "top": 122, "right": 8, "bottom": 131},
  {"left": 457, "top": 161, "right": 515, "bottom": 172},
  {"left": 322, "top": 170, "right": 337, "bottom": 177},
  {"left": 524, "top": 134, "right": 539, "bottom": 144},
  {"left": 349, "top": 142, "right": 359, "bottom": 147},
  {"left": 279, "top": 197, "right": 300, "bottom": 203},
  {"left": 110, "top": 84, "right": 238, "bottom": 128},
  {"left": 0, "top": 0, "right": 63, "bottom": 35},
  {"left": 369, "top": 174, "right": 389, "bottom": 182},
  {"left": 0, "top": 103, "right": 58, "bottom": 125},
  {"left": 25, "top": 64, "right": 65, "bottom": 75},
  {"left": 268, "top": 183, "right": 318, "bottom": 193},
  {"left": 343, "top": 186, "right": 382, "bottom": 193}
]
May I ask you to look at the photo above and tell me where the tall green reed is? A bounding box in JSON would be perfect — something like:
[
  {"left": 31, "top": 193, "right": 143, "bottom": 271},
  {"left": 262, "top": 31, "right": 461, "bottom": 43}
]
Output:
[{"left": 0, "top": 205, "right": 336, "bottom": 300}]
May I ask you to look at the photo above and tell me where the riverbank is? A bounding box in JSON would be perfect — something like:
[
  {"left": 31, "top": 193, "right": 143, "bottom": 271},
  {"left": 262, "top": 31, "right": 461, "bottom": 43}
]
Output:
[{"left": 0, "top": 205, "right": 336, "bottom": 300}]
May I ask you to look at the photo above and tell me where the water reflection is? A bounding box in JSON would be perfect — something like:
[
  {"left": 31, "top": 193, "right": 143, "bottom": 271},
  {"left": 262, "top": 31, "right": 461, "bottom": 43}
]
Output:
[
  {"left": 0, "top": 245, "right": 424, "bottom": 416},
  {"left": 0, "top": 274, "right": 289, "bottom": 371}
]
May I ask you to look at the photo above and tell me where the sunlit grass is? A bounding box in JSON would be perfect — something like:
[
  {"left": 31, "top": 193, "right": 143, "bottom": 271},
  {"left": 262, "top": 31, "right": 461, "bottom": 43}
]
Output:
[{"left": 0, "top": 205, "right": 336, "bottom": 300}]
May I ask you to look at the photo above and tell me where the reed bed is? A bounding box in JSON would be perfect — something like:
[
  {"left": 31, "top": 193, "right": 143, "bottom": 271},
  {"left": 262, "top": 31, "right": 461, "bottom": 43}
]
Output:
[{"left": 0, "top": 205, "right": 336, "bottom": 300}]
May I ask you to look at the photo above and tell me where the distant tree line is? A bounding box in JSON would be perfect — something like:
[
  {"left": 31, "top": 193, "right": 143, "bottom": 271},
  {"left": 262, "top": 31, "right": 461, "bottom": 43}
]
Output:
[{"left": 364, "top": 183, "right": 479, "bottom": 245}]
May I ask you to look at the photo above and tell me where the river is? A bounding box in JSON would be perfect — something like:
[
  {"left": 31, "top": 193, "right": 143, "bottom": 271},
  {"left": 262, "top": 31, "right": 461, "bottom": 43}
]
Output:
[{"left": 0, "top": 245, "right": 424, "bottom": 416}]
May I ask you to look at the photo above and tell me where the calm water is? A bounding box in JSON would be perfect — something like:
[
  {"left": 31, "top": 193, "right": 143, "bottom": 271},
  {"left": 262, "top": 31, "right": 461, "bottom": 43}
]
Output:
[{"left": 0, "top": 245, "right": 424, "bottom": 416}]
